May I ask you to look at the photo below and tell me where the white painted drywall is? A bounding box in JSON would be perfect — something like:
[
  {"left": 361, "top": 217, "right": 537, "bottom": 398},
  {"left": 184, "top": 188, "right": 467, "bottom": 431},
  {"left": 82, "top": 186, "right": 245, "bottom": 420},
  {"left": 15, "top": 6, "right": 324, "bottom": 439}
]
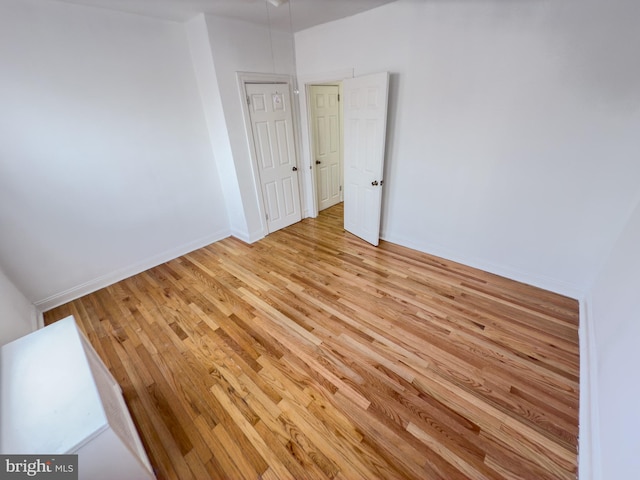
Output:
[
  {"left": 587, "top": 195, "right": 640, "bottom": 479},
  {"left": 0, "top": 265, "right": 37, "bottom": 345},
  {"left": 0, "top": 0, "right": 230, "bottom": 307},
  {"left": 295, "top": 0, "right": 640, "bottom": 297},
  {"left": 186, "top": 14, "right": 249, "bottom": 240},
  {"left": 203, "top": 14, "right": 297, "bottom": 241}
]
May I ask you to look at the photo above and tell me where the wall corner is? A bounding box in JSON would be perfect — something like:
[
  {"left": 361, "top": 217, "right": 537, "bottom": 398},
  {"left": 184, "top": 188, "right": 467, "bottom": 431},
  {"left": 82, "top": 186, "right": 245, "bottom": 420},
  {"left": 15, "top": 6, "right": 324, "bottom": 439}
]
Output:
[{"left": 578, "top": 295, "right": 601, "bottom": 480}]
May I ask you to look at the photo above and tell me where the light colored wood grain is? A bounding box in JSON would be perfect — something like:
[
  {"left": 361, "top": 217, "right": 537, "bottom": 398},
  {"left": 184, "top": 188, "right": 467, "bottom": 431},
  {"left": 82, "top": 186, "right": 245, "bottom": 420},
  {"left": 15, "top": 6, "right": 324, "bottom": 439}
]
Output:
[{"left": 44, "top": 203, "right": 578, "bottom": 479}]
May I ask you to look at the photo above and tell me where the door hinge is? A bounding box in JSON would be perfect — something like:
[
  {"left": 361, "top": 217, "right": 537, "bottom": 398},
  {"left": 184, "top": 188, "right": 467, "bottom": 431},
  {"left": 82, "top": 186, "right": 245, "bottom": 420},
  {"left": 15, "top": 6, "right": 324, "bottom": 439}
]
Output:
[
  {"left": 337, "top": 94, "right": 340, "bottom": 102},
  {"left": 339, "top": 185, "right": 342, "bottom": 192},
  {"left": 246, "top": 95, "right": 250, "bottom": 106},
  {"left": 265, "top": 213, "right": 269, "bottom": 221}
]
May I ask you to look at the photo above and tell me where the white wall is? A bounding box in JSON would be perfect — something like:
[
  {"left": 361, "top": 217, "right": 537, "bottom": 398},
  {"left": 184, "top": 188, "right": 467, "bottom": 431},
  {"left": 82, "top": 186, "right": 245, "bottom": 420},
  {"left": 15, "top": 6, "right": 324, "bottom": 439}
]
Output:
[
  {"left": 587, "top": 194, "right": 640, "bottom": 479},
  {"left": 295, "top": 0, "right": 640, "bottom": 297},
  {"left": 0, "top": 0, "right": 230, "bottom": 308},
  {"left": 0, "top": 265, "right": 37, "bottom": 345},
  {"left": 186, "top": 14, "right": 248, "bottom": 240},
  {"left": 204, "top": 14, "right": 296, "bottom": 241}
]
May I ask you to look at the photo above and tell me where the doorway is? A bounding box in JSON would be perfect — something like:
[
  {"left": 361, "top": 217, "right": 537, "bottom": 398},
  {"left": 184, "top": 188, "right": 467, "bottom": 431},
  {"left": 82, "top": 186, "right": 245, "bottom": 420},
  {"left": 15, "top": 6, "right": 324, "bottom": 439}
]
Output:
[
  {"left": 242, "top": 79, "right": 302, "bottom": 235},
  {"left": 302, "top": 72, "right": 390, "bottom": 246},
  {"left": 309, "top": 84, "right": 343, "bottom": 212}
]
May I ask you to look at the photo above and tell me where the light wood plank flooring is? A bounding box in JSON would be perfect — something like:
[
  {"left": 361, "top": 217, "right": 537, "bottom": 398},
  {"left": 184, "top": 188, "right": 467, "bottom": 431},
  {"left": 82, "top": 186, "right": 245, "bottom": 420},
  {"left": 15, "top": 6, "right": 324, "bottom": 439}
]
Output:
[{"left": 44, "top": 203, "right": 579, "bottom": 479}]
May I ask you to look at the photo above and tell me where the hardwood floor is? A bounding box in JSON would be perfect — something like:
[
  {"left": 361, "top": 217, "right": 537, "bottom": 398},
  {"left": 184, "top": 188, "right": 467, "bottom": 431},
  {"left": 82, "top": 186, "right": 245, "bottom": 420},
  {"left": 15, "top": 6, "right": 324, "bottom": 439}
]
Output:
[{"left": 44, "top": 203, "right": 579, "bottom": 479}]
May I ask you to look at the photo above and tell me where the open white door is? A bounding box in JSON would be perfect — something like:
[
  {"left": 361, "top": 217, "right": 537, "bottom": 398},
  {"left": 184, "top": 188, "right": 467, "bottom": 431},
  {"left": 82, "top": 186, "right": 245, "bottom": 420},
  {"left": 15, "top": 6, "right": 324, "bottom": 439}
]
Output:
[
  {"left": 343, "top": 72, "right": 390, "bottom": 246},
  {"left": 246, "top": 83, "right": 302, "bottom": 234}
]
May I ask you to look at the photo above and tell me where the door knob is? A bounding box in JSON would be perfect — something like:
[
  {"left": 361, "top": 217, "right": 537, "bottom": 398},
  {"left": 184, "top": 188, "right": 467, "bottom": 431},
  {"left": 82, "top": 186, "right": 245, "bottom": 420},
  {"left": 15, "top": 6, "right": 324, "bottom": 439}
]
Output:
[
  {"left": 292, "top": 166, "right": 298, "bottom": 172},
  {"left": 315, "top": 160, "right": 321, "bottom": 165},
  {"left": 371, "top": 180, "right": 379, "bottom": 186}
]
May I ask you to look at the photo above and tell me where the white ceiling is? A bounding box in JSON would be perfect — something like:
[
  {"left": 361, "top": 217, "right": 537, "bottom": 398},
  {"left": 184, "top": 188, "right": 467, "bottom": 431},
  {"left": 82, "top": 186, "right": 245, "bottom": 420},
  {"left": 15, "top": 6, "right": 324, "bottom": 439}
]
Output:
[{"left": 53, "top": 0, "right": 397, "bottom": 32}]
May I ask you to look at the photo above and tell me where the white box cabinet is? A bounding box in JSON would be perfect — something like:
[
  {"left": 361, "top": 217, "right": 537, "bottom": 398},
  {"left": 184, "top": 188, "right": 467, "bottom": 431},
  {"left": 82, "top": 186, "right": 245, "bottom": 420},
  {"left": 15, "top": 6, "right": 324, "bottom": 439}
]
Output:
[{"left": 1, "top": 316, "right": 155, "bottom": 480}]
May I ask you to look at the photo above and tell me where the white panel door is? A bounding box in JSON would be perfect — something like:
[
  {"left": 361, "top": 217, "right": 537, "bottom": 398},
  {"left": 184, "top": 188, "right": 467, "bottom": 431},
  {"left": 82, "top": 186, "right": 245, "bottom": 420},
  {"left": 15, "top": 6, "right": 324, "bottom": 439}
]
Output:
[
  {"left": 246, "top": 83, "right": 302, "bottom": 234},
  {"left": 310, "top": 85, "right": 342, "bottom": 211},
  {"left": 343, "top": 72, "right": 390, "bottom": 246}
]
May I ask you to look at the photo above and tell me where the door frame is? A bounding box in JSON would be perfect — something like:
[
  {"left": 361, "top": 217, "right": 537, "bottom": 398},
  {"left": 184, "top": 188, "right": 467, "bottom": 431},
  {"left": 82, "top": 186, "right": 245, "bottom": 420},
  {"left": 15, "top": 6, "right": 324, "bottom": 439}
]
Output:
[
  {"left": 308, "top": 84, "right": 344, "bottom": 214},
  {"left": 237, "top": 72, "right": 304, "bottom": 237},
  {"left": 298, "top": 69, "right": 354, "bottom": 218}
]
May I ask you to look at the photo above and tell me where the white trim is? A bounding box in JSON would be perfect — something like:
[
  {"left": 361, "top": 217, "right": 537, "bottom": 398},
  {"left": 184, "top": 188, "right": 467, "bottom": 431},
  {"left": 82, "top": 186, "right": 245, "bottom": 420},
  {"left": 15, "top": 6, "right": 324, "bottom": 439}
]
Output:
[
  {"left": 298, "top": 69, "right": 354, "bottom": 218},
  {"left": 34, "top": 229, "right": 230, "bottom": 312},
  {"left": 578, "top": 296, "right": 601, "bottom": 480},
  {"left": 231, "top": 228, "right": 265, "bottom": 244},
  {"left": 35, "top": 308, "right": 44, "bottom": 330},
  {"left": 380, "top": 231, "right": 583, "bottom": 299}
]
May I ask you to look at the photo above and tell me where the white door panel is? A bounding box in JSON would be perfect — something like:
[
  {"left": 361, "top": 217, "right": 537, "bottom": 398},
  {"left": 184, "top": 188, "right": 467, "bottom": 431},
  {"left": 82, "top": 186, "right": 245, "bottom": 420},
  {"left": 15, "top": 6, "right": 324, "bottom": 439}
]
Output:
[
  {"left": 246, "top": 83, "right": 302, "bottom": 234},
  {"left": 310, "top": 85, "right": 342, "bottom": 211},
  {"left": 343, "top": 72, "right": 389, "bottom": 246}
]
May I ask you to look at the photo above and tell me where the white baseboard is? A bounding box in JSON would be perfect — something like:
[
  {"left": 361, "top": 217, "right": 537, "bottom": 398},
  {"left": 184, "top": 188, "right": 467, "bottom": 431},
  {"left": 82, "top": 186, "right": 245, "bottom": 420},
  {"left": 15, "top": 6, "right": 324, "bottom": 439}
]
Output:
[
  {"left": 34, "top": 306, "right": 44, "bottom": 330},
  {"left": 34, "top": 229, "right": 230, "bottom": 312},
  {"left": 380, "top": 232, "right": 583, "bottom": 299},
  {"left": 578, "top": 296, "right": 601, "bottom": 480},
  {"left": 231, "top": 228, "right": 264, "bottom": 244}
]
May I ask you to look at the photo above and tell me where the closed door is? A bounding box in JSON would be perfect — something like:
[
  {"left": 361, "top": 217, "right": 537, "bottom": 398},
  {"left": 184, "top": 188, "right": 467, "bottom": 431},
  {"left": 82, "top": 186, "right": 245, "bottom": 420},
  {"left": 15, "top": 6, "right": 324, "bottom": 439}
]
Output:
[
  {"left": 310, "top": 85, "right": 342, "bottom": 211},
  {"left": 246, "top": 83, "right": 302, "bottom": 234},
  {"left": 343, "top": 72, "right": 390, "bottom": 246}
]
